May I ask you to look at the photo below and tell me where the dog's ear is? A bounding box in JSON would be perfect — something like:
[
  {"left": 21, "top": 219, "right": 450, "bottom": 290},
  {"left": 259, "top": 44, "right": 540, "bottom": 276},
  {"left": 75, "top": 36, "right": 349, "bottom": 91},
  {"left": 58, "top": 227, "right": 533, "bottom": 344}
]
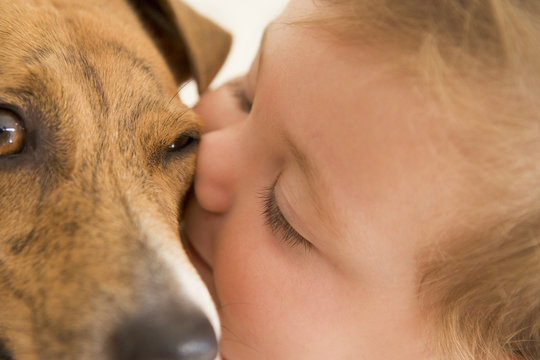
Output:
[{"left": 129, "top": 0, "right": 231, "bottom": 93}]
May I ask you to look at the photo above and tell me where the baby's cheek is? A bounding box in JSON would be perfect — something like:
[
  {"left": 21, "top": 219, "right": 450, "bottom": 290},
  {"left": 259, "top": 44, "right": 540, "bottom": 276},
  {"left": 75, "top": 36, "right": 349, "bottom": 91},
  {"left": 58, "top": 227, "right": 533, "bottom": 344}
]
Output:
[
  {"left": 212, "top": 230, "right": 308, "bottom": 355},
  {"left": 215, "top": 234, "right": 276, "bottom": 313},
  {"left": 215, "top": 230, "right": 367, "bottom": 358}
]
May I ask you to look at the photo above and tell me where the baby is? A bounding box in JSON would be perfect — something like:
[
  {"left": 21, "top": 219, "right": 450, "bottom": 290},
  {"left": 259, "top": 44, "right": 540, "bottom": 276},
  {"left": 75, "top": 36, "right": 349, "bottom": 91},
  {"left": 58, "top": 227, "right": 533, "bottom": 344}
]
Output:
[{"left": 183, "top": 0, "right": 540, "bottom": 358}]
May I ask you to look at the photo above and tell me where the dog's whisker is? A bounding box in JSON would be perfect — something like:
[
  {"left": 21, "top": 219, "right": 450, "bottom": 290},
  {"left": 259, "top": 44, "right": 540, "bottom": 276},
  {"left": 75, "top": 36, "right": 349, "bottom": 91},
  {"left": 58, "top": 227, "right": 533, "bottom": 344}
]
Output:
[
  {"left": 168, "top": 80, "right": 193, "bottom": 106},
  {"left": 220, "top": 324, "right": 249, "bottom": 347},
  {"left": 220, "top": 324, "right": 241, "bottom": 339},
  {"left": 215, "top": 306, "right": 268, "bottom": 356},
  {"left": 217, "top": 301, "right": 255, "bottom": 311},
  {"left": 219, "top": 324, "right": 265, "bottom": 355},
  {"left": 168, "top": 87, "right": 182, "bottom": 106},
  {"left": 220, "top": 337, "right": 265, "bottom": 356}
]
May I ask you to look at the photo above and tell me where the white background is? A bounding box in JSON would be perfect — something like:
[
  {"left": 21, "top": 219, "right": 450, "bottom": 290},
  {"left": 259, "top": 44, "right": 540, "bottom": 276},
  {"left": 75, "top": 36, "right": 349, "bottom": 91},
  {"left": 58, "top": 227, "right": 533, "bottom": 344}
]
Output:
[{"left": 180, "top": 0, "right": 289, "bottom": 105}]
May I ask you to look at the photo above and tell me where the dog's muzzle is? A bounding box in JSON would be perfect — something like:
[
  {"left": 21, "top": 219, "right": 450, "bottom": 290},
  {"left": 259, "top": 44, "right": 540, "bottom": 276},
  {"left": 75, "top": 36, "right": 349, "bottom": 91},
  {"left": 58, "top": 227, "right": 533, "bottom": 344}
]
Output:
[{"left": 110, "top": 304, "right": 218, "bottom": 360}]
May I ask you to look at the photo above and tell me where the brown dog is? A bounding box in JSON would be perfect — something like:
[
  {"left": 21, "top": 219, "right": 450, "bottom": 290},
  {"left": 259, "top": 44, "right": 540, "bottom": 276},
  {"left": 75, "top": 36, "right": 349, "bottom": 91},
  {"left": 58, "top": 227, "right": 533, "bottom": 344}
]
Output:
[{"left": 0, "top": 1, "right": 230, "bottom": 359}]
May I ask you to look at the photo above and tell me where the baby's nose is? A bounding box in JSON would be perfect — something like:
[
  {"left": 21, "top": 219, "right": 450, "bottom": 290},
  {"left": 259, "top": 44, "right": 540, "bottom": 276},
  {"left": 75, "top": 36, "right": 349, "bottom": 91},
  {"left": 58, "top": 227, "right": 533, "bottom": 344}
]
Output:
[{"left": 194, "top": 129, "right": 240, "bottom": 214}]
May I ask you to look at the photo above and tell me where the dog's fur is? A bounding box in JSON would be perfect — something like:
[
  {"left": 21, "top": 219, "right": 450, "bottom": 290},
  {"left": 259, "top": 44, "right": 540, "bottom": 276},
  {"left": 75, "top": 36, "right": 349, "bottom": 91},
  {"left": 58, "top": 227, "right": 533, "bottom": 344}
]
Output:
[{"left": 0, "top": 1, "right": 230, "bottom": 359}]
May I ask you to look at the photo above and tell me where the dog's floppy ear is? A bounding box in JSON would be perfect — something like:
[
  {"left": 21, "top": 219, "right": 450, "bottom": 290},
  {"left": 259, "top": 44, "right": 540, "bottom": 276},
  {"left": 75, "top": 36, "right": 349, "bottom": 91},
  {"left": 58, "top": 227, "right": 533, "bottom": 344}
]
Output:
[{"left": 130, "top": 0, "right": 232, "bottom": 93}]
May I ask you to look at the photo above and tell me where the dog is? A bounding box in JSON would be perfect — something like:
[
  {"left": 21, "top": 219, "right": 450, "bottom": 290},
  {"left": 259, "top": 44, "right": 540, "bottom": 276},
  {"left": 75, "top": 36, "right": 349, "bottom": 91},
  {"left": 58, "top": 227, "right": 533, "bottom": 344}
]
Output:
[{"left": 0, "top": 0, "right": 230, "bottom": 359}]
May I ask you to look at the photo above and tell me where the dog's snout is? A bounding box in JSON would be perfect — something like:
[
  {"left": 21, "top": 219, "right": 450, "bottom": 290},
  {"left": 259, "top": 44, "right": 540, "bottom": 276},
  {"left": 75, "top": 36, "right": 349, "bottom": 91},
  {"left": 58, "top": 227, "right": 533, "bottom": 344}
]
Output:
[{"left": 110, "top": 306, "right": 218, "bottom": 360}]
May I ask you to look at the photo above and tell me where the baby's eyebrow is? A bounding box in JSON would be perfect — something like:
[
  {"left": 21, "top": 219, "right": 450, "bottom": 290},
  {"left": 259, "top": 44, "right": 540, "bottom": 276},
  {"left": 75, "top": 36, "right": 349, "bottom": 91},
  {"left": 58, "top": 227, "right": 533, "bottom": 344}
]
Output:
[
  {"left": 284, "top": 136, "right": 338, "bottom": 234},
  {"left": 286, "top": 137, "right": 317, "bottom": 186}
]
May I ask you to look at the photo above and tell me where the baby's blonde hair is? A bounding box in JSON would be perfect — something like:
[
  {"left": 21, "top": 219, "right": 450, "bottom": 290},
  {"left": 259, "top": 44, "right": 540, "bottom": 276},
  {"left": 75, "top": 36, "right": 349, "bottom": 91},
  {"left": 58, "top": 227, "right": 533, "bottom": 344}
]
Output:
[{"left": 309, "top": 1, "right": 540, "bottom": 359}]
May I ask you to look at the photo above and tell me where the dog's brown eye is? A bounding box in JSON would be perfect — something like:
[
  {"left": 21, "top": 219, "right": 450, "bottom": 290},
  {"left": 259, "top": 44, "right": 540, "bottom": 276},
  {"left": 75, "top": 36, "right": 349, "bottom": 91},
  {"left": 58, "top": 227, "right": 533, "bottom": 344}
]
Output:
[
  {"left": 0, "top": 109, "right": 25, "bottom": 156},
  {"left": 167, "top": 132, "right": 200, "bottom": 153}
]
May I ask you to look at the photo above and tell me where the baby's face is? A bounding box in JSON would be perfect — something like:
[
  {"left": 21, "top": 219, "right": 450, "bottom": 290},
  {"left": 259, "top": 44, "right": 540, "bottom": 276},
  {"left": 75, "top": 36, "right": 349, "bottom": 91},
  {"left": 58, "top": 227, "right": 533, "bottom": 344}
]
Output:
[{"left": 183, "top": 0, "right": 469, "bottom": 358}]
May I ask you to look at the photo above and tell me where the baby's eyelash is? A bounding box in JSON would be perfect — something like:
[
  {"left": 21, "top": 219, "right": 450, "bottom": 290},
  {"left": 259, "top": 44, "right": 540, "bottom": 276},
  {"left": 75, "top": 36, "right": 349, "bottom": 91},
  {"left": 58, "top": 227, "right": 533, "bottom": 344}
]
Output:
[
  {"left": 229, "top": 79, "right": 253, "bottom": 113},
  {"left": 259, "top": 183, "right": 313, "bottom": 252}
]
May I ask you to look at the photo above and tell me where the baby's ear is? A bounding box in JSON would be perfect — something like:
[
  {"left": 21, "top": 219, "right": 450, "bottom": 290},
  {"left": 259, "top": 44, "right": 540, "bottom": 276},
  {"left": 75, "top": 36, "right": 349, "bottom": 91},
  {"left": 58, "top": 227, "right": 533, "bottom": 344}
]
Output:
[{"left": 130, "top": 0, "right": 232, "bottom": 93}]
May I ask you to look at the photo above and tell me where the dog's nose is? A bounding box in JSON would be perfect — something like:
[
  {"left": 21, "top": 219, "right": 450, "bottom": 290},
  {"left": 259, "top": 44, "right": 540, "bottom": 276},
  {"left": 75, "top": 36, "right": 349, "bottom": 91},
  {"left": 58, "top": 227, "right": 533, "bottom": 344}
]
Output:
[{"left": 110, "top": 306, "right": 218, "bottom": 360}]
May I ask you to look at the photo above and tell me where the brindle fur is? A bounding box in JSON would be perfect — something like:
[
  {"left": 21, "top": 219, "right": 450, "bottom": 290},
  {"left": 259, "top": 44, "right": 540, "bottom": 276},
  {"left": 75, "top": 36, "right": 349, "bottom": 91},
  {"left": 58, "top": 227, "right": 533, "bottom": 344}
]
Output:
[{"left": 0, "top": 1, "right": 230, "bottom": 358}]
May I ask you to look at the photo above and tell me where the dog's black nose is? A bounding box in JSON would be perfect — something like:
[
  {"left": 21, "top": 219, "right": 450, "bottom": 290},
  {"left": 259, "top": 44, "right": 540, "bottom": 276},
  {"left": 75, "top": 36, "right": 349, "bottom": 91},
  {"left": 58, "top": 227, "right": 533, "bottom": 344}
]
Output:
[{"left": 110, "top": 306, "right": 218, "bottom": 360}]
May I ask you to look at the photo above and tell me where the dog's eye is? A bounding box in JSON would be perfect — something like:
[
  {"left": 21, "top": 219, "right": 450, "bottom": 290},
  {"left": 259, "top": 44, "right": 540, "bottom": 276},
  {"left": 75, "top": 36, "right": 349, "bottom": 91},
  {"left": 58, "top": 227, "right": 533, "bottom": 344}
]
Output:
[
  {"left": 0, "top": 109, "right": 25, "bottom": 156},
  {"left": 167, "top": 131, "right": 200, "bottom": 154}
]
